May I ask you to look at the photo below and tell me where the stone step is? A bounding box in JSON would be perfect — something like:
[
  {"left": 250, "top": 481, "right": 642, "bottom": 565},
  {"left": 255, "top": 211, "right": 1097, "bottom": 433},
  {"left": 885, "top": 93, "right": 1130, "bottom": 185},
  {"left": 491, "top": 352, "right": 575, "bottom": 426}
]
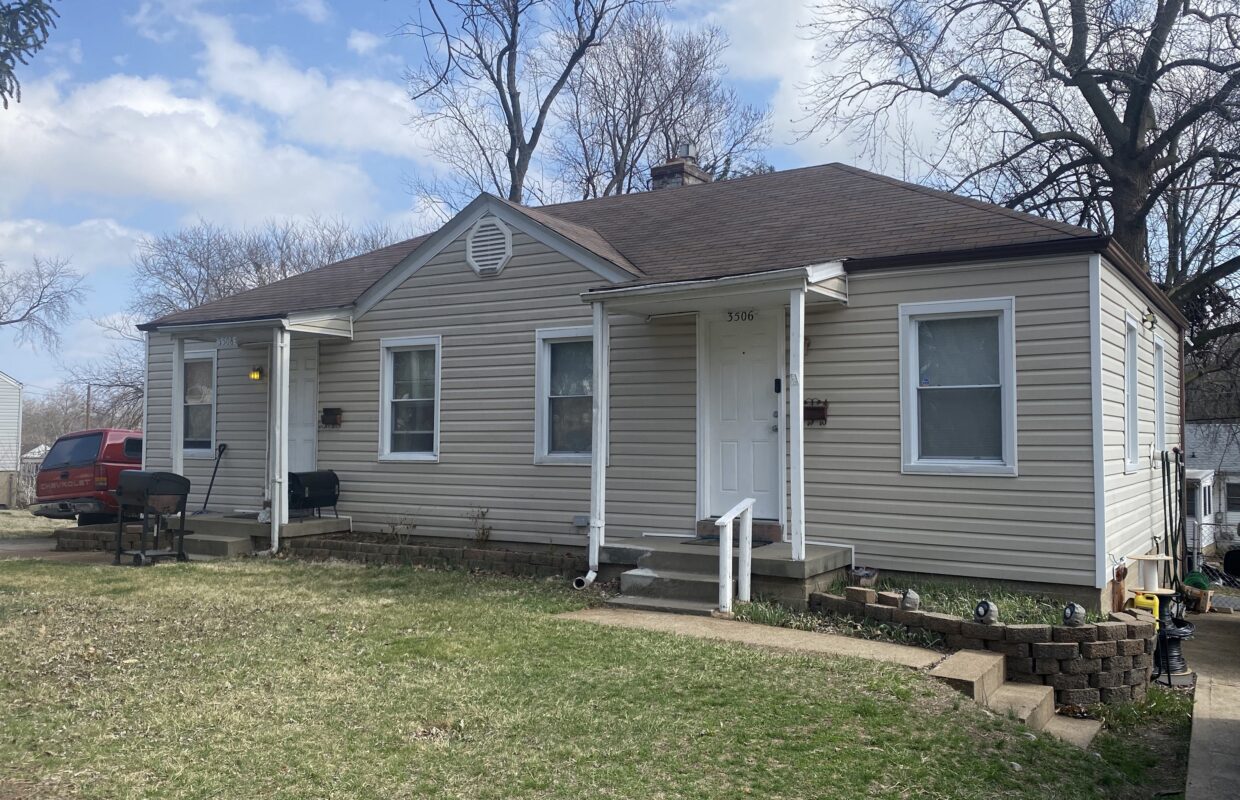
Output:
[
  {"left": 929, "top": 651, "right": 1006, "bottom": 704},
  {"left": 1041, "top": 715, "right": 1103, "bottom": 749},
  {"left": 603, "top": 595, "right": 717, "bottom": 617},
  {"left": 183, "top": 534, "right": 253, "bottom": 558},
  {"left": 638, "top": 547, "right": 727, "bottom": 574},
  {"left": 619, "top": 567, "right": 725, "bottom": 603},
  {"left": 986, "top": 683, "right": 1055, "bottom": 731}
]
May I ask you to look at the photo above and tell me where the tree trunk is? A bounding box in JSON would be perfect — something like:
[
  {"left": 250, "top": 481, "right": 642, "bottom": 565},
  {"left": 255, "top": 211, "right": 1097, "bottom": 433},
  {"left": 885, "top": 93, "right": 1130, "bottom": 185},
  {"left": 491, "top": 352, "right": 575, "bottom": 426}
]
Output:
[{"left": 1109, "top": 169, "right": 1152, "bottom": 269}]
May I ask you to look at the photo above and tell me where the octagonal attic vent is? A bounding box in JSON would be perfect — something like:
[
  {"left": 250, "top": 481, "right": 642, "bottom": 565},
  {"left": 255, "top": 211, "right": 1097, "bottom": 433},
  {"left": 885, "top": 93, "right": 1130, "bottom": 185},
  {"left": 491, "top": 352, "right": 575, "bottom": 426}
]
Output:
[{"left": 466, "top": 216, "right": 512, "bottom": 276}]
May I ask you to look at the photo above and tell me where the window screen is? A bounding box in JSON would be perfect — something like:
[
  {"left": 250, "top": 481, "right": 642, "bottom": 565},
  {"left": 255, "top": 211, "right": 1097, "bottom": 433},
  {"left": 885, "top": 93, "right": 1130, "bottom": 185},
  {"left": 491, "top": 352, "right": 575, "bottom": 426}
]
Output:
[
  {"left": 183, "top": 358, "right": 214, "bottom": 451},
  {"left": 548, "top": 340, "right": 592, "bottom": 454},
  {"left": 390, "top": 347, "right": 436, "bottom": 454},
  {"left": 916, "top": 315, "right": 1002, "bottom": 460}
]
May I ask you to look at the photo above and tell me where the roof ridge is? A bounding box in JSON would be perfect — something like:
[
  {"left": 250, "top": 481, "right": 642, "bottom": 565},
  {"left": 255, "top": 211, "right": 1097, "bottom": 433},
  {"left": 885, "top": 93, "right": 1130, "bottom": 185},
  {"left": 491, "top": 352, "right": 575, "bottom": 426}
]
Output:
[{"left": 825, "top": 163, "right": 1097, "bottom": 239}]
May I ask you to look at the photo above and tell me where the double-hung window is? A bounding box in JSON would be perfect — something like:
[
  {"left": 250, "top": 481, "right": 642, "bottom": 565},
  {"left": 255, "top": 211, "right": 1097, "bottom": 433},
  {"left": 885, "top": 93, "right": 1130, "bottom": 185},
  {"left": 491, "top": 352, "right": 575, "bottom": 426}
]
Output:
[
  {"left": 380, "top": 336, "right": 440, "bottom": 461},
  {"left": 182, "top": 353, "right": 215, "bottom": 456},
  {"left": 899, "top": 298, "right": 1016, "bottom": 475},
  {"left": 1124, "top": 314, "right": 1140, "bottom": 472},
  {"left": 535, "top": 327, "right": 593, "bottom": 464}
]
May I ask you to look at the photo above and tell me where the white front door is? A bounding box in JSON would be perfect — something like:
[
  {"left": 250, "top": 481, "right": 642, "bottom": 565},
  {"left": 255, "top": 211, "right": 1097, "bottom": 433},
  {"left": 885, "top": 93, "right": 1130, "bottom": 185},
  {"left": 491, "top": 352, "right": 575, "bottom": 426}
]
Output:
[
  {"left": 288, "top": 339, "right": 318, "bottom": 472},
  {"left": 707, "top": 312, "right": 780, "bottom": 520}
]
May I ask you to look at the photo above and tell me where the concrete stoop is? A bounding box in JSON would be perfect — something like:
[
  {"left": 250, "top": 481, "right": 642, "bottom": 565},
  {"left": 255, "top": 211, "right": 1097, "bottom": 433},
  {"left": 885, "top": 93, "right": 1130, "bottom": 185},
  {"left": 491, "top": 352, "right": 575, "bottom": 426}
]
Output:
[{"left": 929, "top": 651, "right": 1102, "bottom": 749}]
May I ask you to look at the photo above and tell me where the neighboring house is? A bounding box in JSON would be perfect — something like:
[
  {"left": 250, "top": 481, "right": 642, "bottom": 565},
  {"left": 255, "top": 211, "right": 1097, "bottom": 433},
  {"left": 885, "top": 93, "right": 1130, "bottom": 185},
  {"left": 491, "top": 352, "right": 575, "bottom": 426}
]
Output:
[
  {"left": 0, "top": 370, "right": 21, "bottom": 508},
  {"left": 18, "top": 444, "right": 49, "bottom": 508},
  {"left": 1185, "top": 421, "right": 1240, "bottom": 555},
  {"left": 138, "top": 159, "right": 1187, "bottom": 610}
]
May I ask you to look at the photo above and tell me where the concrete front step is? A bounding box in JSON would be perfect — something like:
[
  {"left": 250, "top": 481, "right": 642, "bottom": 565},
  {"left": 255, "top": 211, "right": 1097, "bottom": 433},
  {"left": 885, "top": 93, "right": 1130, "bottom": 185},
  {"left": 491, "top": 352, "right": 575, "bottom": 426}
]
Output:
[
  {"left": 986, "top": 683, "right": 1054, "bottom": 731},
  {"left": 183, "top": 534, "right": 253, "bottom": 558},
  {"left": 619, "top": 567, "right": 726, "bottom": 603},
  {"left": 929, "top": 651, "right": 1006, "bottom": 704},
  {"left": 1041, "top": 715, "right": 1103, "bottom": 749},
  {"left": 603, "top": 595, "right": 717, "bottom": 617}
]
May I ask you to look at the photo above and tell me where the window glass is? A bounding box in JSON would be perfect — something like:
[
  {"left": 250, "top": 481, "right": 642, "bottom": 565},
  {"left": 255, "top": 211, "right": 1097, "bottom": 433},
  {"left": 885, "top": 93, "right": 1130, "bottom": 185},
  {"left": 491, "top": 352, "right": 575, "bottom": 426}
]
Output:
[
  {"left": 1186, "top": 486, "right": 1197, "bottom": 518},
  {"left": 183, "top": 358, "right": 213, "bottom": 450},
  {"left": 1227, "top": 483, "right": 1240, "bottom": 512},
  {"left": 916, "top": 315, "right": 1002, "bottom": 461},
  {"left": 1124, "top": 321, "right": 1138, "bottom": 467},
  {"left": 548, "top": 340, "right": 592, "bottom": 454},
  {"left": 123, "top": 437, "right": 142, "bottom": 461},
  {"left": 390, "top": 347, "right": 436, "bottom": 453},
  {"left": 43, "top": 433, "right": 103, "bottom": 469}
]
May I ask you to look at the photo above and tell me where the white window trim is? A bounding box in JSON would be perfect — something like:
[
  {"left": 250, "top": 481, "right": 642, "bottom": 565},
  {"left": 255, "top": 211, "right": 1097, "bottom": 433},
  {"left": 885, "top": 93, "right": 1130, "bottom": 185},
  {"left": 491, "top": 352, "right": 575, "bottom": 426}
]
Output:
[
  {"left": 181, "top": 350, "right": 217, "bottom": 460},
  {"left": 898, "top": 297, "right": 1017, "bottom": 476},
  {"left": 1153, "top": 335, "right": 1166, "bottom": 453},
  {"left": 378, "top": 335, "right": 442, "bottom": 463},
  {"left": 534, "top": 326, "right": 592, "bottom": 465},
  {"left": 1124, "top": 313, "right": 1140, "bottom": 473}
]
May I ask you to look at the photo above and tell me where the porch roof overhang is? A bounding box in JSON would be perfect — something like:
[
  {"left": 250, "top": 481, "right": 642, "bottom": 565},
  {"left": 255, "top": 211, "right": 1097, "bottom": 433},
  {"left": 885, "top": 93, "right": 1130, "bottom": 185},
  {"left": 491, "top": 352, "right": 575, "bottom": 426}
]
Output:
[
  {"left": 142, "top": 307, "right": 354, "bottom": 343},
  {"left": 581, "top": 262, "right": 847, "bottom": 316},
  {"left": 1186, "top": 468, "right": 1215, "bottom": 485}
]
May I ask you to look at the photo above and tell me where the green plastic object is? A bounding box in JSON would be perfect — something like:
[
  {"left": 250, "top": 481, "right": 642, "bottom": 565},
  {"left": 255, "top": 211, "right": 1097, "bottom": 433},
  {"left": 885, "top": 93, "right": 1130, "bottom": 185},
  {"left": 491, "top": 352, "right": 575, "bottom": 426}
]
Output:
[{"left": 1184, "top": 572, "right": 1210, "bottom": 590}]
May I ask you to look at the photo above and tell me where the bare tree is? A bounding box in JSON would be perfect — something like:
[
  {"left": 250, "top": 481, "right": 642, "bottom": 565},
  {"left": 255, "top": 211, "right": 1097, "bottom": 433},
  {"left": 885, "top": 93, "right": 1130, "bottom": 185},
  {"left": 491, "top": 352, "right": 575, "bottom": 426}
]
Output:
[
  {"left": 551, "top": 6, "right": 769, "bottom": 199},
  {"left": 803, "top": 0, "right": 1240, "bottom": 354},
  {"left": 0, "top": 255, "right": 83, "bottom": 350},
  {"left": 0, "top": 0, "right": 58, "bottom": 108},
  {"left": 403, "top": 0, "right": 650, "bottom": 210}
]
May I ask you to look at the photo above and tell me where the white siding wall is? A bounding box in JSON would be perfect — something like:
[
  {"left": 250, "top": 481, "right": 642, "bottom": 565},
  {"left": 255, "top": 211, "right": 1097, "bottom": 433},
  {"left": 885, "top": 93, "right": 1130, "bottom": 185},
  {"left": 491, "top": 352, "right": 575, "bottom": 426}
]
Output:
[
  {"left": 317, "top": 229, "right": 696, "bottom": 543},
  {"left": 0, "top": 374, "right": 21, "bottom": 472},
  {"left": 1100, "top": 258, "right": 1183, "bottom": 565},
  {"left": 145, "top": 334, "right": 271, "bottom": 510},
  {"left": 802, "top": 255, "right": 1098, "bottom": 587}
]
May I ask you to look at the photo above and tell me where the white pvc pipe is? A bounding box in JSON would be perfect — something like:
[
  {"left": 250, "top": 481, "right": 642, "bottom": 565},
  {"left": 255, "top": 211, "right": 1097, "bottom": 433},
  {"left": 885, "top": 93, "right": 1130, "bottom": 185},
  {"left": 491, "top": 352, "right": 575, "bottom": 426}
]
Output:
[{"left": 572, "top": 570, "right": 597, "bottom": 590}]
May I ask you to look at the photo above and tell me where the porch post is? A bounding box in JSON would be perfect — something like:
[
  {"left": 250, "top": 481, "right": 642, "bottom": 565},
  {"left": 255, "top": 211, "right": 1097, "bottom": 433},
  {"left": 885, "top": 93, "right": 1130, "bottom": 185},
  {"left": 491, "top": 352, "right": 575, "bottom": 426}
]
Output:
[
  {"left": 171, "top": 336, "right": 185, "bottom": 476},
  {"left": 589, "top": 301, "right": 610, "bottom": 568},
  {"left": 789, "top": 287, "right": 806, "bottom": 561},
  {"left": 269, "top": 327, "right": 291, "bottom": 551}
]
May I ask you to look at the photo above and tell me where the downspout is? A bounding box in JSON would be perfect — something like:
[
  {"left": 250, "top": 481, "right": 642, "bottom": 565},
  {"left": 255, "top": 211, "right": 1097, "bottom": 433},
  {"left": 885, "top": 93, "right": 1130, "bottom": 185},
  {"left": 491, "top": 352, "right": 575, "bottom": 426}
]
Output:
[
  {"left": 575, "top": 301, "right": 609, "bottom": 588},
  {"left": 261, "top": 325, "right": 290, "bottom": 556}
]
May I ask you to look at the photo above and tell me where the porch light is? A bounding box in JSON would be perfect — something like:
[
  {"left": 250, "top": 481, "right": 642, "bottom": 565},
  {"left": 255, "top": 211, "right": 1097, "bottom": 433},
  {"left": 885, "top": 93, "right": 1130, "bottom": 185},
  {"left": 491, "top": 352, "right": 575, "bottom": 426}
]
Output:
[
  {"left": 249, "top": 366, "right": 264, "bottom": 381},
  {"left": 1142, "top": 308, "right": 1157, "bottom": 330}
]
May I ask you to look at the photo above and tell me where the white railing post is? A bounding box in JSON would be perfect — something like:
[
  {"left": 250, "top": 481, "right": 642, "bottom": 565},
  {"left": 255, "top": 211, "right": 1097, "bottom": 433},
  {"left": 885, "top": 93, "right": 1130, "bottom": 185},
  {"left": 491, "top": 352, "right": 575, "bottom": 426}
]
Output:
[
  {"left": 738, "top": 506, "right": 753, "bottom": 603},
  {"left": 718, "top": 518, "right": 733, "bottom": 613}
]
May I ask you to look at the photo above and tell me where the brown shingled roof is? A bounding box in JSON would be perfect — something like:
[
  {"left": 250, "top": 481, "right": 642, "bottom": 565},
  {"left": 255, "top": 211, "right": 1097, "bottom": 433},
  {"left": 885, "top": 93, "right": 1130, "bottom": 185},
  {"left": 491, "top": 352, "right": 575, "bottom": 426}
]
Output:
[{"left": 144, "top": 162, "right": 1181, "bottom": 330}]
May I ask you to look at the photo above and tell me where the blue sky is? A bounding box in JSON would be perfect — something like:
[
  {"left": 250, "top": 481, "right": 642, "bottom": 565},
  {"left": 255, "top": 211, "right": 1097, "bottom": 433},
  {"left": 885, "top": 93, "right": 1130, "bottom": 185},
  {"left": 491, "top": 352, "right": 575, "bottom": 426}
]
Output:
[{"left": 0, "top": 0, "right": 851, "bottom": 396}]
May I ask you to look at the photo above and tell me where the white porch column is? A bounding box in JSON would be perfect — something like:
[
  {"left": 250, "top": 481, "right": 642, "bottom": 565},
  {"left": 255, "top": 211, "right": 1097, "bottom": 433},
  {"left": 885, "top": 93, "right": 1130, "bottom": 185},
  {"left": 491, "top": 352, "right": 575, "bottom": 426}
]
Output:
[
  {"left": 589, "top": 301, "right": 611, "bottom": 569},
  {"left": 171, "top": 336, "right": 185, "bottom": 476},
  {"left": 269, "top": 327, "right": 291, "bottom": 551},
  {"left": 789, "top": 287, "right": 806, "bottom": 562}
]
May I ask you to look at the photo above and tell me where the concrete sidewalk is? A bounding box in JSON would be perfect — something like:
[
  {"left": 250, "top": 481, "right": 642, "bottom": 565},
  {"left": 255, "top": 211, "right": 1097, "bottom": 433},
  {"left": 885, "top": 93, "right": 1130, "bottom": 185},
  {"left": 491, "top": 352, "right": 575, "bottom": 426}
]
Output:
[
  {"left": 1183, "top": 612, "right": 1240, "bottom": 800},
  {"left": 557, "top": 607, "right": 943, "bottom": 669}
]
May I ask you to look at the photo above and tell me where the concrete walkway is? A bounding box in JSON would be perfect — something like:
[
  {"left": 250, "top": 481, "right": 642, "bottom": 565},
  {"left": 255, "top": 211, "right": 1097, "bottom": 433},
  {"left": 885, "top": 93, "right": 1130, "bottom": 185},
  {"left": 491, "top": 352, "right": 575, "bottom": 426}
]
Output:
[
  {"left": 558, "top": 607, "right": 943, "bottom": 669},
  {"left": 1183, "top": 612, "right": 1240, "bottom": 800}
]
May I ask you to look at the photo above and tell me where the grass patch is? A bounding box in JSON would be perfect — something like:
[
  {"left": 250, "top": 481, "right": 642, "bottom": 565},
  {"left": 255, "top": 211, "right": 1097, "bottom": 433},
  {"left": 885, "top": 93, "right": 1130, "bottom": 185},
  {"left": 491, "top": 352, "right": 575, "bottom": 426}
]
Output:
[
  {"left": 0, "top": 509, "right": 63, "bottom": 540},
  {"left": 735, "top": 599, "right": 946, "bottom": 650},
  {"left": 1090, "top": 687, "right": 1194, "bottom": 797},
  {"left": 0, "top": 559, "right": 1181, "bottom": 799},
  {"left": 830, "top": 576, "right": 1103, "bottom": 626}
]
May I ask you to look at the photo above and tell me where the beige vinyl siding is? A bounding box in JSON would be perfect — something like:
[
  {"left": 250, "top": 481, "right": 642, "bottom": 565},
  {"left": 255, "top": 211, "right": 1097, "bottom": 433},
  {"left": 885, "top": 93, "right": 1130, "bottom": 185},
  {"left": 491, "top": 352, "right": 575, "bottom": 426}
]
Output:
[
  {"left": 803, "top": 255, "right": 1097, "bottom": 586},
  {"left": 319, "top": 228, "right": 696, "bottom": 543},
  {"left": 1100, "top": 257, "right": 1182, "bottom": 565},
  {"left": 144, "top": 334, "right": 270, "bottom": 510}
]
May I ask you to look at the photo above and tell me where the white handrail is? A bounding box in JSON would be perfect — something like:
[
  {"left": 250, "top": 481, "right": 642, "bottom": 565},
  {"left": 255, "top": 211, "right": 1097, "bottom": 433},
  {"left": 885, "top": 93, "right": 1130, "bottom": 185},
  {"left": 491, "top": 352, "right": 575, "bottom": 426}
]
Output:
[{"left": 716, "top": 497, "right": 756, "bottom": 614}]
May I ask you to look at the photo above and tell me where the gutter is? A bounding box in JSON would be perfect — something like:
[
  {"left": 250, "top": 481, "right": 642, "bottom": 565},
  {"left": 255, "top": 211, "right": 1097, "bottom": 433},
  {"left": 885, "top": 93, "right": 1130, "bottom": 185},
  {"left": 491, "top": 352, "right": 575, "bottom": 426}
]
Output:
[{"left": 582, "top": 262, "right": 845, "bottom": 302}]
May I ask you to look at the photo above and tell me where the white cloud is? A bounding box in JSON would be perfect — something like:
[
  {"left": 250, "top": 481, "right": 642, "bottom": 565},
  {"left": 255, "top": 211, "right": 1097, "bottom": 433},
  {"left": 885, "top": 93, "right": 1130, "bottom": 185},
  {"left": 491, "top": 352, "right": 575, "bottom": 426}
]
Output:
[
  {"left": 190, "top": 14, "right": 423, "bottom": 160},
  {"left": 346, "top": 29, "right": 385, "bottom": 56},
  {"left": 0, "top": 218, "right": 146, "bottom": 275},
  {"left": 0, "top": 72, "right": 380, "bottom": 224},
  {"left": 286, "top": 0, "right": 330, "bottom": 24}
]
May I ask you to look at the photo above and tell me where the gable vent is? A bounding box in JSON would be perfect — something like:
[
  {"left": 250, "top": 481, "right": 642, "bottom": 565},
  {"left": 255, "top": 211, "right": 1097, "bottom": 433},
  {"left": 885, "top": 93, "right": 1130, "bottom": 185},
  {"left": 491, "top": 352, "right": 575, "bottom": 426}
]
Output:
[{"left": 466, "top": 216, "right": 512, "bottom": 276}]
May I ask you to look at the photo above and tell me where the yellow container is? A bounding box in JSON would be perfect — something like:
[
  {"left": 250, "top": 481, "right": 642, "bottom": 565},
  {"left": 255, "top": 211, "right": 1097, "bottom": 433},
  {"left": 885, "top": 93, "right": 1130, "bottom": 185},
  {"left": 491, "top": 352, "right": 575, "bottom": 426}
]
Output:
[{"left": 1132, "top": 592, "right": 1160, "bottom": 626}]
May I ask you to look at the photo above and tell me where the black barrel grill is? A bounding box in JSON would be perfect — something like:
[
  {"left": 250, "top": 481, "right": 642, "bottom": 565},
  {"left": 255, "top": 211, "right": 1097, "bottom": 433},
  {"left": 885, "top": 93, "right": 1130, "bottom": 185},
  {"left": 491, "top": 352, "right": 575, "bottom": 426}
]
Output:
[
  {"left": 114, "top": 471, "right": 192, "bottom": 566},
  {"left": 288, "top": 470, "right": 341, "bottom": 518}
]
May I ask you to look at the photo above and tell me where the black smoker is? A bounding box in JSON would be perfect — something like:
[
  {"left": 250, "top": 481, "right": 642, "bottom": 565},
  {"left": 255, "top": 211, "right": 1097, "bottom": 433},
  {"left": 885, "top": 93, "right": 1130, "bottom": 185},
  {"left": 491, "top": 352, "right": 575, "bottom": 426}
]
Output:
[
  {"left": 288, "top": 470, "right": 341, "bottom": 518},
  {"left": 114, "top": 471, "right": 192, "bottom": 566}
]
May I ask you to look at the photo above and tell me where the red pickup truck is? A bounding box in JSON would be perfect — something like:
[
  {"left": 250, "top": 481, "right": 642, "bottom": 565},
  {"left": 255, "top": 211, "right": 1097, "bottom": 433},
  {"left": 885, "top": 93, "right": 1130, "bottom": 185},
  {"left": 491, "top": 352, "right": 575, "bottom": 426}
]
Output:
[{"left": 31, "top": 429, "right": 142, "bottom": 524}]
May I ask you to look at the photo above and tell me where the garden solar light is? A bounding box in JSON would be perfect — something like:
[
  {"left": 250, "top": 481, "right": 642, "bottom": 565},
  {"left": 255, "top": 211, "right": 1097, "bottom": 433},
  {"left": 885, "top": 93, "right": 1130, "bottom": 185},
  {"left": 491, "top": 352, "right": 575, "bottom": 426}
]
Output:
[
  {"left": 1062, "top": 603, "right": 1087, "bottom": 627},
  {"left": 900, "top": 588, "right": 920, "bottom": 611},
  {"left": 974, "top": 599, "right": 998, "bottom": 624}
]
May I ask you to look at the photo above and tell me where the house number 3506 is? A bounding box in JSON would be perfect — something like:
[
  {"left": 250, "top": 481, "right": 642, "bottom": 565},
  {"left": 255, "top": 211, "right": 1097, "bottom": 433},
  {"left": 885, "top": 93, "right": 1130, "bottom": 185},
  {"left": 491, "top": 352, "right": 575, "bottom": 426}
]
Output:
[{"left": 727, "top": 310, "right": 755, "bottom": 322}]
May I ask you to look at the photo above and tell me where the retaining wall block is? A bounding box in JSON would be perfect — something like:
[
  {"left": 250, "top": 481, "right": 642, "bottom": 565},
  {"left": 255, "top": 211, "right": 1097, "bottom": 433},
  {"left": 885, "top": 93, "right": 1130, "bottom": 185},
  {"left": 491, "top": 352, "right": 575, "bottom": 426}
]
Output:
[
  {"left": 864, "top": 603, "right": 894, "bottom": 622},
  {"left": 1094, "top": 621, "right": 1129, "bottom": 641},
  {"left": 1052, "top": 625, "right": 1097, "bottom": 643},
  {"left": 1130, "top": 683, "right": 1148, "bottom": 702},
  {"left": 1060, "top": 657, "right": 1103, "bottom": 675},
  {"left": 1126, "top": 620, "right": 1156, "bottom": 639},
  {"left": 891, "top": 609, "right": 925, "bottom": 627},
  {"left": 1090, "top": 670, "right": 1125, "bottom": 689},
  {"left": 1058, "top": 688, "right": 1101, "bottom": 706},
  {"left": 1009, "top": 673, "right": 1045, "bottom": 685},
  {"left": 844, "top": 586, "right": 877, "bottom": 605},
  {"left": 1081, "top": 640, "right": 1118, "bottom": 658},
  {"left": 945, "top": 634, "right": 987, "bottom": 651},
  {"left": 1130, "top": 653, "right": 1154, "bottom": 669},
  {"left": 985, "top": 641, "right": 1031, "bottom": 659},
  {"left": 1007, "top": 657, "right": 1036, "bottom": 675},
  {"left": 1004, "top": 624, "right": 1053, "bottom": 643},
  {"left": 960, "top": 621, "right": 1005, "bottom": 641},
  {"left": 1034, "top": 658, "right": 1061, "bottom": 675},
  {"left": 1049, "top": 673, "right": 1090, "bottom": 690},
  {"left": 1102, "top": 655, "right": 1133, "bottom": 672},
  {"left": 1032, "top": 642, "right": 1079, "bottom": 659},
  {"left": 1115, "top": 638, "right": 1145, "bottom": 656},
  {"left": 1100, "top": 686, "right": 1133, "bottom": 703},
  {"left": 919, "top": 612, "right": 963, "bottom": 636},
  {"left": 876, "top": 591, "right": 902, "bottom": 607}
]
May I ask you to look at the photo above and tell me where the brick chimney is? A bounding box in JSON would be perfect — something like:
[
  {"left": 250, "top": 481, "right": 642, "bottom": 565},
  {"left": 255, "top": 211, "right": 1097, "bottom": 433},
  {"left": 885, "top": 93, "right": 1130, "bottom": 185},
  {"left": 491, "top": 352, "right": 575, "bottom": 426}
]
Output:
[{"left": 650, "top": 143, "right": 711, "bottom": 190}]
